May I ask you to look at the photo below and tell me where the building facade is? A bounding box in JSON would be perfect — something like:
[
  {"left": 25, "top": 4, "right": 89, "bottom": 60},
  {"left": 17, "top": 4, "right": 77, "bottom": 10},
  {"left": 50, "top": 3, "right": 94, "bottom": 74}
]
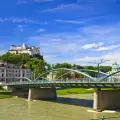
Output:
[
  {"left": 0, "top": 61, "right": 31, "bottom": 83},
  {"left": 108, "top": 63, "right": 120, "bottom": 78},
  {"left": 47, "top": 72, "right": 56, "bottom": 80},
  {"left": 9, "top": 43, "right": 40, "bottom": 56}
]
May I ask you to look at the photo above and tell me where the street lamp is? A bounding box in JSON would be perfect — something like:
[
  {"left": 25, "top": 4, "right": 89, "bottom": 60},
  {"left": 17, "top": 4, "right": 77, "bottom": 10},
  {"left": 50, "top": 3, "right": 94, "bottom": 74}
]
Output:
[{"left": 88, "top": 59, "right": 110, "bottom": 77}]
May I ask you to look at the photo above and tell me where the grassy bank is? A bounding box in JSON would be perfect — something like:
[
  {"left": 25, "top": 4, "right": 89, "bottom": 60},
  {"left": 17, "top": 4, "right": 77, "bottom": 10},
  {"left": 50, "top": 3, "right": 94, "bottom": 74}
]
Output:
[
  {"left": 57, "top": 88, "right": 120, "bottom": 95},
  {"left": 57, "top": 88, "right": 94, "bottom": 95},
  {"left": 0, "top": 95, "right": 12, "bottom": 99}
]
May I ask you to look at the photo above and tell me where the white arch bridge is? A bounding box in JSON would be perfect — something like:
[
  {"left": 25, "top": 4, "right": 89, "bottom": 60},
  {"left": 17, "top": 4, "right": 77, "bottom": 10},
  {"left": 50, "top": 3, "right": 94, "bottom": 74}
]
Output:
[{"left": 1, "top": 68, "right": 120, "bottom": 88}]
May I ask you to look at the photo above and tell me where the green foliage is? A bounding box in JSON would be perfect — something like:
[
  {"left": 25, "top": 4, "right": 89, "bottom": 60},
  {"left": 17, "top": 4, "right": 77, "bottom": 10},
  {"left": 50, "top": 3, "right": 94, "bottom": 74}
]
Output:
[
  {"left": 99, "top": 66, "right": 112, "bottom": 73},
  {"left": 0, "top": 95, "right": 12, "bottom": 99},
  {"left": 0, "top": 52, "right": 45, "bottom": 79},
  {"left": 45, "top": 63, "right": 52, "bottom": 70},
  {"left": 0, "top": 52, "right": 31, "bottom": 65},
  {"left": 24, "top": 58, "right": 45, "bottom": 79},
  {"left": 84, "top": 66, "right": 97, "bottom": 77},
  {"left": 83, "top": 66, "right": 112, "bottom": 77},
  {"left": 57, "top": 88, "right": 94, "bottom": 95},
  {"left": 72, "top": 64, "right": 84, "bottom": 69},
  {"left": 54, "top": 62, "right": 72, "bottom": 69}
]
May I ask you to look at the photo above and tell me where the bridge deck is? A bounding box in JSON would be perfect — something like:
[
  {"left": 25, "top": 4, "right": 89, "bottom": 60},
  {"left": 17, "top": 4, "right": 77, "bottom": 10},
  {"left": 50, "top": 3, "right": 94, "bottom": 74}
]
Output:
[{"left": 1, "top": 81, "right": 120, "bottom": 88}]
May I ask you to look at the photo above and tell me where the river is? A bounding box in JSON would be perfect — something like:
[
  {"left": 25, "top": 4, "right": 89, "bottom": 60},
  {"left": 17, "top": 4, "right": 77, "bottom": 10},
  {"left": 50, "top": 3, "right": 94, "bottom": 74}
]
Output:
[{"left": 0, "top": 94, "right": 120, "bottom": 120}]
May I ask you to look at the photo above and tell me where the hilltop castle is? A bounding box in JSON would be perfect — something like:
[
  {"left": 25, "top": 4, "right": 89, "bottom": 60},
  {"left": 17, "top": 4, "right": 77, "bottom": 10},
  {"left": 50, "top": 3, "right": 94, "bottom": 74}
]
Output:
[{"left": 9, "top": 43, "right": 40, "bottom": 56}]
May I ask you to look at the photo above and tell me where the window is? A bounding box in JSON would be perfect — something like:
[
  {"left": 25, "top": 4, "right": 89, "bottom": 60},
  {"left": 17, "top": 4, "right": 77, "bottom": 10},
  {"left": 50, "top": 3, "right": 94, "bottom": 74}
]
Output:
[
  {"left": 2, "top": 74, "right": 4, "bottom": 77},
  {"left": 2, "top": 69, "right": 4, "bottom": 72}
]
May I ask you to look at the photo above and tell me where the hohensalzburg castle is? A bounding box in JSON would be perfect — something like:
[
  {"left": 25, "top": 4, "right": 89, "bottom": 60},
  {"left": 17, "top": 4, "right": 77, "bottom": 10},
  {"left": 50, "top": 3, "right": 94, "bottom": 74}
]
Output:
[{"left": 9, "top": 43, "right": 40, "bottom": 56}]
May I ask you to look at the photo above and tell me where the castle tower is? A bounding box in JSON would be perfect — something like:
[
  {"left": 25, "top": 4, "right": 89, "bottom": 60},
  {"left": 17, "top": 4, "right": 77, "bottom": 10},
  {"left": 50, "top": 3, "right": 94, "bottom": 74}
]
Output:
[{"left": 22, "top": 43, "right": 27, "bottom": 49}]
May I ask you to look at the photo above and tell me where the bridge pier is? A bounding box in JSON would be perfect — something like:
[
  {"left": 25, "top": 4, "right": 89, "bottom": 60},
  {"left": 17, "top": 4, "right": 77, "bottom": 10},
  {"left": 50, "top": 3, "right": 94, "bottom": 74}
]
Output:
[
  {"left": 93, "top": 89, "right": 120, "bottom": 111},
  {"left": 28, "top": 88, "right": 57, "bottom": 100},
  {"left": 11, "top": 88, "right": 29, "bottom": 98}
]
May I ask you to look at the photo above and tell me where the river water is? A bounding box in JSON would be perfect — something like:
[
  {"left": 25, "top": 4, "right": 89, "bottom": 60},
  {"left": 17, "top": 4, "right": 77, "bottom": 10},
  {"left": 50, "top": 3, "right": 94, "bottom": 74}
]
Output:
[{"left": 0, "top": 94, "right": 120, "bottom": 120}]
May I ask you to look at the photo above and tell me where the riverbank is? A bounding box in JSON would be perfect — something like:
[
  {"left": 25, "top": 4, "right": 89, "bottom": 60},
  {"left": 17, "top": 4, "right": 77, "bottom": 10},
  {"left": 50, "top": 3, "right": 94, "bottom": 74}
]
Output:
[
  {"left": 57, "top": 88, "right": 120, "bottom": 95},
  {"left": 57, "top": 88, "right": 94, "bottom": 95},
  {"left": 0, "top": 88, "right": 118, "bottom": 98},
  {"left": 0, "top": 95, "right": 12, "bottom": 99}
]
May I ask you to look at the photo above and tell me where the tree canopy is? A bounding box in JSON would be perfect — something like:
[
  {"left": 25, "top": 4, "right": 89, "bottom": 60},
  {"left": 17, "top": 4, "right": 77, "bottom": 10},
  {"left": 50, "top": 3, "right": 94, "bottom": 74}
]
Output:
[{"left": 0, "top": 52, "right": 112, "bottom": 79}]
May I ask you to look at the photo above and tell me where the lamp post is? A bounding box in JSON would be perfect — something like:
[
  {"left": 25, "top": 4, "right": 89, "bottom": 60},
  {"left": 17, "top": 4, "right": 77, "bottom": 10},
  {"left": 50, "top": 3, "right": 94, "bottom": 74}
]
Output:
[{"left": 88, "top": 59, "right": 110, "bottom": 78}]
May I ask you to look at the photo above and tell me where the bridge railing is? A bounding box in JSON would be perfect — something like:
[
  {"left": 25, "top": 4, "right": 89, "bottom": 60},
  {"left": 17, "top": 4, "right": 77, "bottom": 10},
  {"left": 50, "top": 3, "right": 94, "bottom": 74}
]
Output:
[{"left": 2, "top": 77, "right": 120, "bottom": 86}]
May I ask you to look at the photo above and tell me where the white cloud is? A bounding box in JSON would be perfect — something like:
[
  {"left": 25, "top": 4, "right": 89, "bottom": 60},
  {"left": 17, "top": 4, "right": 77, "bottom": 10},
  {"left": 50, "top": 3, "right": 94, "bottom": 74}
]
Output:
[
  {"left": 42, "top": 4, "right": 80, "bottom": 12},
  {"left": 82, "top": 25, "right": 115, "bottom": 35},
  {"left": 44, "top": 52, "right": 117, "bottom": 65},
  {"left": 48, "top": 38, "right": 61, "bottom": 42},
  {"left": 27, "top": 22, "right": 120, "bottom": 64},
  {"left": 74, "top": 56, "right": 100, "bottom": 62},
  {"left": 41, "top": 43, "right": 80, "bottom": 54},
  {"left": 55, "top": 19, "right": 84, "bottom": 24},
  {"left": 82, "top": 42, "right": 104, "bottom": 49},
  {"left": 70, "top": 49, "right": 120, "bottom": 65},
  {"left": 0, "top": 17, "right": 46, "bottom": 24},
  {"left": 27, "top": 33, "right": 84, "bottom": 54},
  {"left": 17, "top": 25, "right": 26, "bottom": 32},
  {"left": 57, "top": 43, "right": 79, "bottom": 53},
  {"left": 36, "top": 28, "right": 46, "bottom": 33},
  {"left": 96, "top": 44, "right": 120, "bottom": 51},
  {"left": 103, "top": 52, "right": 120, "bottom": 64}
]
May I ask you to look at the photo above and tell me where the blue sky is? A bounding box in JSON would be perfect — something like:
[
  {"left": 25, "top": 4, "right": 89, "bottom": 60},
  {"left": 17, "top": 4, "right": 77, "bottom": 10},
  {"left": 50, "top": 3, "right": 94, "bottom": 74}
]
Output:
[{"left": 0, "top": 0, "right": 120, "bottom": 65}]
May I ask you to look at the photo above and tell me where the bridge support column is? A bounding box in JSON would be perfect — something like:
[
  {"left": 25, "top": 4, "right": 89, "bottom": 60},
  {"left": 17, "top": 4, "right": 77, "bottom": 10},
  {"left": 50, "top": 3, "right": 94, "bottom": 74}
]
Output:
[
  {"left": 28, "top": 88, "right": 57, "bottom": 100},
  {"left": 11, "top": 88, "right": 29, "bottom": 98},
  {"left": 93, "top": 89, "right": 120, "bottom": 111}
]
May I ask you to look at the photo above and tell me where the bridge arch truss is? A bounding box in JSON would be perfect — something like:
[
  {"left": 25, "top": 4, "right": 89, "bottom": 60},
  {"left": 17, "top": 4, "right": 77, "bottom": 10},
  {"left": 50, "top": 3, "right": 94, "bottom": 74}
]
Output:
[{"left": 35, "top": 68, "right": 97, "bottom": 82}]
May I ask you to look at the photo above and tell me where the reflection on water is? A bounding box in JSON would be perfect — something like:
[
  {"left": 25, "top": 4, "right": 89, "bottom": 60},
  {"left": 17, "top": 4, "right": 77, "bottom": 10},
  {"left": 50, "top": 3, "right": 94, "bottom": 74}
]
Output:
[
  {"left": 0, "top": 94, "right": 120, "bottom": 120},
  {"left": 56, "top": 97, "right": 93, "bottom": 108}
]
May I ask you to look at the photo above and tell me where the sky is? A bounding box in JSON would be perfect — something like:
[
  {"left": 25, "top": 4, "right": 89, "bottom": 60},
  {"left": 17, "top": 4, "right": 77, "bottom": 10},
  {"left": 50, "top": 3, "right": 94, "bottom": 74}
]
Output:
[{"left": 0, "top": 0, "right": 120, "bottom": 65}]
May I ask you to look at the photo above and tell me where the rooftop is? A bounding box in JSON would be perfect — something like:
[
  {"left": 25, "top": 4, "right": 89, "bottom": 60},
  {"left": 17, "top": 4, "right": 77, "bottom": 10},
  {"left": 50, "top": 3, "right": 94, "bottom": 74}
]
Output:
[
  {"left": 112, "top": 64, "right": 120, "bottom": 69},
  {"left": 10, "top": 43, "right": 39, "bottom": 50}
]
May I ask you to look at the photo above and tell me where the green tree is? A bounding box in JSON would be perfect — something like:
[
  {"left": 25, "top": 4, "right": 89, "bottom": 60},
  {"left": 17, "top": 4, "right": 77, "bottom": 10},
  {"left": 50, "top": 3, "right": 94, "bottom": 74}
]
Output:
[
  {"left": 84, "top": 66, "right": 97, "bottom": 77},
  {"left": 20, "top": 53, "right": 30, "bottom": 64},
  {"left": 99, "top": 66, "right": 112, "bottom": 73}
]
